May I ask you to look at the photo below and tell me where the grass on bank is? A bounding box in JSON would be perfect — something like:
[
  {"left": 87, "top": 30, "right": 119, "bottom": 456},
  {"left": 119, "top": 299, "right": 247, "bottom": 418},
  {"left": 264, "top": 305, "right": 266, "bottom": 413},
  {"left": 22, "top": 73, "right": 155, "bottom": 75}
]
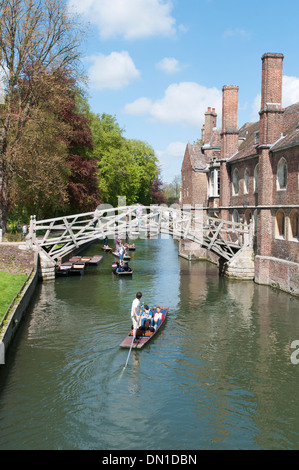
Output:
[{"left": 0, "top": 272, "right": 27, "bottom": 323}]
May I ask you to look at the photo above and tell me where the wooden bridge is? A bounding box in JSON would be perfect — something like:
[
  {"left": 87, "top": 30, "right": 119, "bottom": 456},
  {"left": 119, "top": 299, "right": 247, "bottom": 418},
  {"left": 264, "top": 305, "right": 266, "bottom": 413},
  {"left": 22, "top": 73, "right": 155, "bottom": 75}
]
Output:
[{"left": 28, "top": 205, "right": 253, "bottom": 275}]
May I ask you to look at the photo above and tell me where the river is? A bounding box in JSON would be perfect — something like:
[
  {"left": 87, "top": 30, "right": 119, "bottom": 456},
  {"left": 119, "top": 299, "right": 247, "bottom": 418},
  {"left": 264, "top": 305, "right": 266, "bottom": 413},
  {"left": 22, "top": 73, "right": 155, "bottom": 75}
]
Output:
[{"left": 0, "top": 236, "right": 298, "bottom": 450}]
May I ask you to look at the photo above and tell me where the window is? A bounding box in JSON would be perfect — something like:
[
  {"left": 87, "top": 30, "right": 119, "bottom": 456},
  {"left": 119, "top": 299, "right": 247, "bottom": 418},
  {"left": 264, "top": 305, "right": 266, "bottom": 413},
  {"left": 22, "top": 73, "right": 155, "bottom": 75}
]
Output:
[
  {"left": 209, "top": 169, "right": 220, "bottom": 197},
  {"left": 209, "top": 170, "right": 215, "bottom": 197},
  {"left": 277, "top": 158, "right": 288, "bottom": 190},
  {"left": 290, "top": 210, "right": 299, "bottom": 240},
  {"left": 244, "top": 209, "right": 252, "bottom": 225},
  {"left": 253, "top": 210, "right": 257, "bottom": 235},
  {"left": 232, "top": 209, "right": 239, "bottom": 223},
  {"left": 275, "top": 210, "right": 285, "bottom": 239},
  {"left": 232, "top": 168, "right": 239, "bottom": 196},
  {"left": 254, "top": 164, "right": 259, "bottom": 193},
  {"left": 244, "top": 168, "right": 249, "bottom": 194},
  {"left": 254, "top": 131, "right": 260, "bottom": 145}
]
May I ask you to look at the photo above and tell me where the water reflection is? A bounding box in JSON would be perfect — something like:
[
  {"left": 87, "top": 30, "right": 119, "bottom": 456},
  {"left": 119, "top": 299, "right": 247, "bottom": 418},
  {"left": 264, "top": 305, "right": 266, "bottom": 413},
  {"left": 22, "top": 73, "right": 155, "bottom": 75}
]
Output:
[{"left": 0, "top": 238, "right": 298, "bottom": 450}]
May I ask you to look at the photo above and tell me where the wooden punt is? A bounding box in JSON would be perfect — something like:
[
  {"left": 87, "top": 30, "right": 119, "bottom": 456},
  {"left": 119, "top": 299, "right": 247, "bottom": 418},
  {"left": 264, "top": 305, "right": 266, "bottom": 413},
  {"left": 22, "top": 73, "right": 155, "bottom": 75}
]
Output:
[
  {"left": 114, "top": 270, "right": 133, "bottom": 276},
  {"left": 120, "top": 307, "right": 169, "bottom": 349},
  {"left": 69, "top": 263, "right": 85, "bottom": 275},
  {"left": 87, "top": 256, "right": 103, "bottom": 265},
  {"left": 112, "top": 251, "right": 131, "bottom": 261},
  {"left": 126, "top": 244, "right": 136, "bottom": 251},
  {"left": 56, "top": 264, "right": 72, "bottom": 276},
  {"left": 69, "top": 256, "right": 82, "bottom": 263},
  {"left": 102, "top": 246, "right": 112, "bottom": 252}
]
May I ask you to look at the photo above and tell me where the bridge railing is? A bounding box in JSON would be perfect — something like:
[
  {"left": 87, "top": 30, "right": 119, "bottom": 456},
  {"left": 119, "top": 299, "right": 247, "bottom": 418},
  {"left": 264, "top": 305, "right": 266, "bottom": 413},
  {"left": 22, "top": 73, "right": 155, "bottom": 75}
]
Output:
[{"left": 28, "top": 205, "right": 252, "bottom": 263}]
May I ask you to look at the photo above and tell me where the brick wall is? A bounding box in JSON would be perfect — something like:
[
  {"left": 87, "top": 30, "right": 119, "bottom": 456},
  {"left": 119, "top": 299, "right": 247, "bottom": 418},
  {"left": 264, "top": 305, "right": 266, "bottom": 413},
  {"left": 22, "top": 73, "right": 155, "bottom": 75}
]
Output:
[{"left": 181, "top": 145, "right": 193, "bottom": 205}]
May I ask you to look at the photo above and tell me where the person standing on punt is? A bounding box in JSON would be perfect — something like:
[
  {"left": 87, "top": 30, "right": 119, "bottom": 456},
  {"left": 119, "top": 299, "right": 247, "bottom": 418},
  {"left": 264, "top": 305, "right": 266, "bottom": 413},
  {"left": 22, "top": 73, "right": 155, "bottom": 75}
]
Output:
[{"left": 131, "top": 292, "right": 142, "bottom": 341}]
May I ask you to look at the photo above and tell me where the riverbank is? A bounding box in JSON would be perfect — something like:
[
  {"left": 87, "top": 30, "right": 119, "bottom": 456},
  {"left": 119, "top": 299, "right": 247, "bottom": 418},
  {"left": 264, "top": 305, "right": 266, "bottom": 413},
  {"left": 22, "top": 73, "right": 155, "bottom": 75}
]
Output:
[
  {"left": 0, "top": 243, "right": 37, "bottom": 363},
  {"left": 0, "top": 243, "right": 35, "bottom": 276}
]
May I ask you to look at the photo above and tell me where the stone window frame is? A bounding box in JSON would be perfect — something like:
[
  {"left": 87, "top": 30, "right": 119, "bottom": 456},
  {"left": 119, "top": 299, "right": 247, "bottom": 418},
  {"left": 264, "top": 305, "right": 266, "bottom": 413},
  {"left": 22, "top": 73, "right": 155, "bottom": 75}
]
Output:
[
  {"left": 276, "top": 157, "right": 288, "bottom": 191},
  {"left": 244, "top": 167, "right": 250, "bottom": 194},
  {"left": 275, "top": 209, "right": 286, "bottom": 240},
  {"left": 254, "top": 164, "right": 259, "bottom": 193},
  {"left": 253, "top": 209, "right": 257, "bottom": 235},
  {"left": 232, "top": 168, "right": 239, "bottom": 196},
  {"left": 232, "top": 209, "right": 239, "bottom": 223},
  {"left": 209, "top": 168, "right": 220, "bottom": 197},
  {"left": 289, "top": 209, "right": 299, "bottom": 242}
]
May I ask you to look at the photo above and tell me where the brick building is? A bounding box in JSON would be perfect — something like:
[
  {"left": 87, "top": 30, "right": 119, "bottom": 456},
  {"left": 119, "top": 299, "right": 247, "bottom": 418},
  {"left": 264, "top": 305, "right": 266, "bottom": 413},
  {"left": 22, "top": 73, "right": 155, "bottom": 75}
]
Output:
[{"left": 180, "top": 53, "right": 299, "bottom": 296}]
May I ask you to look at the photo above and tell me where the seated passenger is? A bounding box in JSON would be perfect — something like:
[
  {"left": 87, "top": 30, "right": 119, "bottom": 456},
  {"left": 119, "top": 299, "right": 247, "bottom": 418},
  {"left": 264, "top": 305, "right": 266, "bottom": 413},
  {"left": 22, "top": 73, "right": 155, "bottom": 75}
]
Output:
[
  {"left": 113, "top": 262, "right": 121, "bottom": 273},
  {"left": 141, "top": 305, "right": 153, "bottom": 328},
  {"left": 116, "top": 261, "right": 124, "bottom": 272},
  {"left": 123, "top": 262, "right": 132, "bottom": 272},
  {"left": 152, "top": 306, "right": 163, "bottom": 330}
]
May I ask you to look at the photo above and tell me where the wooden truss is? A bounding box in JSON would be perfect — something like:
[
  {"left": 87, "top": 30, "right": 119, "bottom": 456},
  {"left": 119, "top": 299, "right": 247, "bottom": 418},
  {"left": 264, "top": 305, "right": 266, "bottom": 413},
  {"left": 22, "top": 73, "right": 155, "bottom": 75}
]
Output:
[{"left": 28, "top": 205, "right": 253, "bottom": 264}]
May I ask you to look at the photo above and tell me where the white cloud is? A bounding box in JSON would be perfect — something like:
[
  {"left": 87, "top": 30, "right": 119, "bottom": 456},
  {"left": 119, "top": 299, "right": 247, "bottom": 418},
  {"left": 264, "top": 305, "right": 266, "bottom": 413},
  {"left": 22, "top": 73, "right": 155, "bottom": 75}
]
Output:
[
  {"left": 68, "top": 0, "right": 176, "bottom": 39},
  {"left": 124, "top": 97, "right": 153, "bottom": 115},
  {"left": 124, "top": 82, "right": 222, "bottom": 128},
  {"left": 87, "top": 51, "right": 140, "bottom": 90},
  {"left": 223, "top": 28, "right": 251, "bottom": 39},
  {"left": 282, "top": 75, "right": 299, "bottom": 106},
  {"left": 156, "top": 142, "right": 186, "bottom": 183},
  {"left": 250, "top": 93, "right": 261, "bottom": 121},
  {"left": 156, "top": 57, "right": 181, "bottom": 74},
  {"left": 251, "top": 75, "right": 299, "bottom": 121}
]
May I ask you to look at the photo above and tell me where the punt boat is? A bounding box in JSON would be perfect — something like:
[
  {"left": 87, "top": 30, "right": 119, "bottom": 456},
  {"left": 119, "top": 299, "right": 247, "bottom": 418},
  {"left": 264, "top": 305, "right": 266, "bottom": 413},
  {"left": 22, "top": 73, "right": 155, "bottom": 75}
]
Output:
[
  {"left": 112, "top": 251, "right": 131, "bottom": 261},
  {"left": 119, "top": 307, "right": 169, "bottom": 349}
]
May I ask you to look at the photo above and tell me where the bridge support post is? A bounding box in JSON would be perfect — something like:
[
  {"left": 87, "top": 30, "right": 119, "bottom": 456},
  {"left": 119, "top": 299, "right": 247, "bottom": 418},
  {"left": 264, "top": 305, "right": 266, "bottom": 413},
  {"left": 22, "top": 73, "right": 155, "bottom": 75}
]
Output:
[
  {"left": 38, "top": 251, "right": 56, "bottom": 281},
  {"left": 219, "top": 247, "right": 255, "bottom": 280}
]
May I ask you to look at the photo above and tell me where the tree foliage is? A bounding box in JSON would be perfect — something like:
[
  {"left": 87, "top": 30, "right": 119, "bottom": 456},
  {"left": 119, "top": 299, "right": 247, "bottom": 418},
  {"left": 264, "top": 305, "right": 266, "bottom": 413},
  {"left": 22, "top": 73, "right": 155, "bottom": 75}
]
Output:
[
  {"left": 163, "top": 175, "right": 181, "bottom": 205},
  {"left": 88, "top": 113, "right": 162, "bottom": 207},
  {"left": 0, "top": 0, "right": 87, "bottom": 231},
  {"left": 8, "top": 70, "right": 100, "bottom": 219}
]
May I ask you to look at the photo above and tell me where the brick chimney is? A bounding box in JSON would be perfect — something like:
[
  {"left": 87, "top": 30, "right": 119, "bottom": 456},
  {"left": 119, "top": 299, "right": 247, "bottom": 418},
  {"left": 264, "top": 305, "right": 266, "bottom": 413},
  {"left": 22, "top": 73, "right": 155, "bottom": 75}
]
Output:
[
  {"left": 221, "top": 85, "right": 239, "bottom": 158},
  {"left": 203, "top": 107, "right": 217, "bottom": 145},
  {"left": 259, "top": 53, "right": 284, "bottom": 146},
  {"left": 220, "top": 85, "right": 239, "bottom": 216},
  {"left": 257, "top": 53, "right": 284, "bottom": 260}
]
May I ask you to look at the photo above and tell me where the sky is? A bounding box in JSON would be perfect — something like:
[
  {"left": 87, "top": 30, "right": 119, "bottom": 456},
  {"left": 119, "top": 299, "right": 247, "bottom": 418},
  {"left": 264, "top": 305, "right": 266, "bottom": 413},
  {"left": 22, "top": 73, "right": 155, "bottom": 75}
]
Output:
[{"left": 67, "top": 0, "right": 299, "bottom": 184}]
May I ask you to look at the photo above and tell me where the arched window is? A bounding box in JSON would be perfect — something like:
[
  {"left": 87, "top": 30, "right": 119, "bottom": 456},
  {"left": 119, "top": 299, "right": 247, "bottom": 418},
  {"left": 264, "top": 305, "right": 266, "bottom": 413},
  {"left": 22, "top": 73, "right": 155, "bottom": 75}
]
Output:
[
  {"left": 253, "top": 210, "right": 257, "bottom": 235},
  {"left": 277, "top": 157, "right": 288, "bottom": 190},
  {"left": 244, "top": 168, "right": 249, "bottom": 194},
  {"left": 290, "top": 210, "right": 299, "bottom": 240},
  {"left": 276, "top": 210, "right": 285, "bottom": 239},
  {"left": 232, "top": 209, "right": 239, "bottom": 223},
  {"left": 232, "top": 168, "right": 239, "bottom": 196},
  {"left": 254, "top": 164, "right": 259, "bottom": 193},
  {"left": 244, "top": 209, "right": 252, "bottom": 225}
]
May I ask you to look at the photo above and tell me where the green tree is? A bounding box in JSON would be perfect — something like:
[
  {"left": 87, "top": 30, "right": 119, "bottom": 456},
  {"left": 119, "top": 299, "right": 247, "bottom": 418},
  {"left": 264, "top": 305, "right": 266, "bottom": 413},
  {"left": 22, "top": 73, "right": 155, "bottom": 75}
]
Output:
[
  {"left": 164, "top": 175, "right": 181, "bottom": 205},
  {"left": 88, "top": 113, "right": 160, "bottom": 207},
  {"left": 0, "top": 0, "right": 86, "bottom": 232}
]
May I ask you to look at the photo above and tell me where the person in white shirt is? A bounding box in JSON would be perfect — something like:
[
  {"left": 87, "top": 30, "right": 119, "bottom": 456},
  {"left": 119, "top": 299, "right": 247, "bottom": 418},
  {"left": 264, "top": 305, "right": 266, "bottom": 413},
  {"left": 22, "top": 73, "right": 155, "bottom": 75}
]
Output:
[
  {"left": 22, "top": 224, "right": 27, "bottom": 240},
  {"left": 153, "top": 306, "right": 163, "bottom": 330},
  {"left": 131, "top": 292, "right": 142, "bottom": 340}
]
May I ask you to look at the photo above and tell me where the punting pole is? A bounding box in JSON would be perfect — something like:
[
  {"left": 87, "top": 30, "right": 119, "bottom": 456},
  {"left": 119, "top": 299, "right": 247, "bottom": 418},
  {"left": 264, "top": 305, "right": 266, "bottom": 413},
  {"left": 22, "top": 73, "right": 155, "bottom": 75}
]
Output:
[{"left": 123, "top": 332, "right": 136, "bottom": 370}]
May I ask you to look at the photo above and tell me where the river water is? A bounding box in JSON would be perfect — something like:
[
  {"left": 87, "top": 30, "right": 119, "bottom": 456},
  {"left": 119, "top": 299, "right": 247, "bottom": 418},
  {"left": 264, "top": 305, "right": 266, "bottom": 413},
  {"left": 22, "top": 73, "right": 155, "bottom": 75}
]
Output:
[{"left": 0, "top": 236, "right": 299, "bottom": 450}]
